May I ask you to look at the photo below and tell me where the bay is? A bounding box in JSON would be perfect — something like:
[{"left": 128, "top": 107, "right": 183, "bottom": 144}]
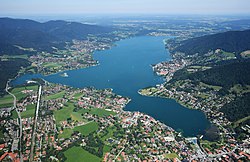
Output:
[{"left": 12, "top": 36, "right": 210, "bottom": 137}]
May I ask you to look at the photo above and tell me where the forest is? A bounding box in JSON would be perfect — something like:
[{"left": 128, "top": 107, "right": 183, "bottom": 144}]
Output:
[
  {"left": 220, "top": 93, "right": 250, "bottom": 122},
  {"left": 175, "top": 29, "right": 250, "bottom": 55},
  {"left": 0, "top": 58, "right": 30, "bottom": 95},
  {"left": 172, "top": 60, "right": 250, "bottom": 91}
]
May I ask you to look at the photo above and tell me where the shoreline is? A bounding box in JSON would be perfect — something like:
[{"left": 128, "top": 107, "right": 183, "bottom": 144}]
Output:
[
  {"left": 137, "top": 89, "right": 210, "bottom": 138},
  {"left": 138, "top": 89, "right": 195, "bottom": 110},
  {"left": 9, "top": 36, "right": 201, "bottom": 139}
]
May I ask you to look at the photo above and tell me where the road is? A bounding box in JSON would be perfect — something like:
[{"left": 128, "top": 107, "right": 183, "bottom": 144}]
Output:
[
  {"left": 5, "top": 80, "right": 23, "bottom": 162},
  {"left": 114, "top": 141, "right": 128, "bottom": 161},
  {"left": 29, "top": 84, "right": 42, "bottom": 162}
]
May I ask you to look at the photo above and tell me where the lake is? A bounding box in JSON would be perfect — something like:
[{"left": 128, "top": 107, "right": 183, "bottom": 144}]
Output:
[{"left": 12, "top": 36, "right": 210, "bottom": 137}]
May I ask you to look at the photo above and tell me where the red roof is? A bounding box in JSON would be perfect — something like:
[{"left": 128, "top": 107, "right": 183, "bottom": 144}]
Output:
[
  {"left": 0, "top": 152, "right": 8, "bottom": 161},
  {"left": 0, "top": 144, "right": 5, "bottom": 149}
]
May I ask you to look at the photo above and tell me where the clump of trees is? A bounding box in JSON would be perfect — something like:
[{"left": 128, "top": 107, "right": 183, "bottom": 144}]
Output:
[
  {"left": 220, "top": 93, "right": 250, "bottom": 122},
  {"left": 83, "top": 133, "right": 104, "bottom": 158}
]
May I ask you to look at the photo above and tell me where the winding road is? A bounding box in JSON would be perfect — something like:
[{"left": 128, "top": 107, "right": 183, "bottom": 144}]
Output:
[{"left": 5, "top": 80, "right": 23, "bottom": 162}]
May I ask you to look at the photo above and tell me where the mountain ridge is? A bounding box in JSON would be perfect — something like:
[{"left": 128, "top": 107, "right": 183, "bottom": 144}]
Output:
[
  {"left": 174, "top": 29, "right": 250, "bottom": 56},
  {"left": 0, "top": 17, "right": 112, "bottom": 55}
]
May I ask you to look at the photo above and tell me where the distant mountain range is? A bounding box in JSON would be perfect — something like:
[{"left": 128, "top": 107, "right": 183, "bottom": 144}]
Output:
[
  {"left": 221, "top": 19, "right": 250, "bottom": 30},
  {"left": 175, "top": 29, "right": 250, "bottom": 55},
  {"left": 0, "top": 18, "right": 112, "bottom": 55}
]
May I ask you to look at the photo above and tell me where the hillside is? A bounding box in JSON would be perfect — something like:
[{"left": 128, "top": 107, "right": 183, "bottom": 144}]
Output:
[
  {"left": 220, "top": 93, "right": 250, "bottom": 122},
  {"left": 172, "top": 60, "right": 250, "bottom": 93},
  {"left": 174, "top": 29, "right": 250, "bottom": 55},
  {"left": 0, "top": 58, "right": 30, "bottom": 95},
  {"left": 0, "top": 18, "right": 112, "bottom": 55},
  {"left": 0, "top": 17, "right": 112, "bottom": 94},
  {"left": 187, "top": 60, "right": 250, "bottom": 89}
]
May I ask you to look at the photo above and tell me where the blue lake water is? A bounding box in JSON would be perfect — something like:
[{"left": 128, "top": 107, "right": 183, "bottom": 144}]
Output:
[{"left": 12, "top": 36, "right": 210, "bottom": 137}]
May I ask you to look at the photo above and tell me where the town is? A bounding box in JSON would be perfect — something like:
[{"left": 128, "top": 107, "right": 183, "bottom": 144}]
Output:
[
  {"left": 27, "top": 37, "right": 114, "bottom": 75},
  {"left": 0, "top": 80, "right": 212, "bottom": 161}
]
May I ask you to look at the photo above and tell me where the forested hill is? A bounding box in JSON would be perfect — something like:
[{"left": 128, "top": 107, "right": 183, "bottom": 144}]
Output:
[
  {"left": 0, "top": 18, "right": 112, "bottom": 55},
  {"left": 172, "top": 59, "right": 250, "bottom": 91},
  {"left": 174, "top": 29, "right": 250, "bottom": 55}
]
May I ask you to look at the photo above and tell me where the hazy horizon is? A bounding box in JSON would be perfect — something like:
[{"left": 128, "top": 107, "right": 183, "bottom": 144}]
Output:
[{"left": 1, "top": 0, "right": 250, "bottom": 16}]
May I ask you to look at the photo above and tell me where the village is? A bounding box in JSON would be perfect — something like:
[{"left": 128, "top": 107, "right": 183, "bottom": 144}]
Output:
[{"left": 27, "top": 37, "right": 114, "bottom": 75}]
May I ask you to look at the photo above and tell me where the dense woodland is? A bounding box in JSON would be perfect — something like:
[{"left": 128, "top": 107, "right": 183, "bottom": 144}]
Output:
[
  {"left": 188, "top": 60, "right": 250, "bottom": 89},
  {"left": 172, "top": 60, "right": 250, "bottom": 90},
  {"left": 0, "top": 58, "right": 30, "bottom": 95},
  {"left": 220, "top": 93, "right": 250, "bottom": 122},
  {"left": 175, "top": 29, "right": 250, "bottom": 55}
]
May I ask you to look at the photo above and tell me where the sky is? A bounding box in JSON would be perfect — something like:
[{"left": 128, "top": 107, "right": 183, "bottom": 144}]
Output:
[{"left": 0, "top": 0, "right": 250, "bottom": 16}]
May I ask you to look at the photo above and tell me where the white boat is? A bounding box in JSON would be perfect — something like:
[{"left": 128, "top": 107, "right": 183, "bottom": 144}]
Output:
[{"left": 61, "top": 72, "right": 68, "bottom": 77}]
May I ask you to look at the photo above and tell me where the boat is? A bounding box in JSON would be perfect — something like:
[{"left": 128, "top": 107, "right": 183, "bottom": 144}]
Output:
[{"left": 60, "top": 72, "right": 69, "bottom": 77}]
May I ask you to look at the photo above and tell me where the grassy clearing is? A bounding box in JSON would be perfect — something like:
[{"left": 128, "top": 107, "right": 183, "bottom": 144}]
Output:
[
  {"left": 59, "top": 122, "right": 98, "bottom": 139},
  {"left": 54, "top": 102, "right": 75, "bottom": 125},
  {"left": 233, "top": 116, "right": 250, "bottom": 128},
  {"left": 0, "top": 129, "right": 4, "bottom": 143},
  {"left": 73, "top": 93, "right": 83, "bottom": 100},
  {"left": 71, "top": 112, "right": 85, "bottom": 121},
  {"left": 11, "top": 110, "right": 18, "bottom": 119},
  {"left": 59, "top": 128, "right": 73, "bottom": 139},
  {"left": 0, "top": 85, "right": 38, "bottom": 108},
  {"left": 139, "top": 88, "right": 151, "bottom": 95},
  {"left": 25, "top": 66, "right": 37, "bottom": 73},
  {"left": 103, "top": 145, "right": 112, "bottom": 154},
  {"left": 54, "top": 102, "right": 88, "bottom": 126},
  {"left": 0, "top": 129, "right": 4, "bottom": 139},
  {"left": 0, "top": 102, "right": 13, "bottom": 108},
  {"left": 46, "top": 91, "right": 66, "bottom": 100},
  {"left": 200, "top": 140, "right": 223, "bottom": 151},
  {"left": 76, "top": 108, "right": 90, "bottom": 115},
  {"left": 21, "top": 104, "right": 36, "bottom": 118},
  {"left": 74, "top": 122, "right": 99, "bottom": 136},
  {"left": 64, "top": 146, "right": 101, "bottom": 162},
  {"left": 188, "top": 66, "right": 211, "bottom": 71},
  {"left": 76, "top": 108, "right": 116, "bottom": 118},
  {"left": 42, "top": 62, "right": 64, "bottom": 69},
  {"left": 241, "top": 50, "right": 250, "bottom": 58},
  {"left": 200, "top": 82, "right": 222, "bottom": 91},
  {"left": 0, "top": 95, "right": 13, "bottom": 108},
  {"left": 139, "top": 87, "right": 158, "bottom": 95},
  {"left": 221, "top": 50, "right": 235, "bottom": 58},
  {"left": 198, "top": 93, "right": 210, "bottom": 99},
  {"left": 101, "top": 126, "right": 116, "bottom": 141},
  {"left": 230, "top": 84, "right": 250, "bottom": 94},
  {"left": 89, "top": 108, "right": 116, "bottom": 117},
  {"left": 14, "top": 93, "right": 28, "bottom": 101},
  {"left": 0, "top": 54, "right": 28, "bottom": 59},
  {"left": 11, "top": 85, "right": 38, "bottom": 94},
  {"left": 165, "top": 153, "right": 179, "bottom": 159},
  {"left": 12, "top": 85, "right": 38, "bottom": 101}
]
